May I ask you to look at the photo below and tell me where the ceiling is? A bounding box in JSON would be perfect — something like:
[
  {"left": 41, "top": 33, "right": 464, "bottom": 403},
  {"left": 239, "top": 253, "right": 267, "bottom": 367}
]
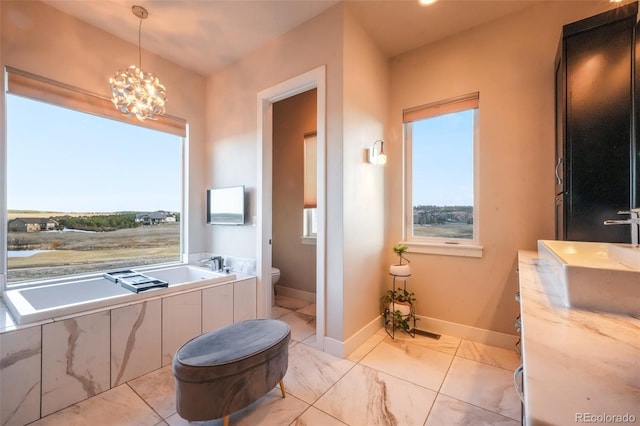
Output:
[{"left": 43, "top": 0, "right": 539, "bottom": 76}]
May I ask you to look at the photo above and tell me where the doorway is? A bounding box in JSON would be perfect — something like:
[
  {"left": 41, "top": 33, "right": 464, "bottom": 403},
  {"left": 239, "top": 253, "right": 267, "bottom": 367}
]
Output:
[{"left": 256, "top": 66, "right": 326, "bottom": 350}]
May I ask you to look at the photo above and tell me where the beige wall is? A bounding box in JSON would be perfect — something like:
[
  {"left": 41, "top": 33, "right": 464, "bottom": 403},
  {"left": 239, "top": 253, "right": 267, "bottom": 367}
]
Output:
[
  {"left": 341, "top": 8, "right": 390, "bottom": 340},
  {"left": 387, "top": 2, "right": 612, "bottom": 335},
  {"left": 0, "top": 1, "right": 208, "bottom": 259},
  {"left": 272, "top": 89, "right": 317, "bottom": 295}
]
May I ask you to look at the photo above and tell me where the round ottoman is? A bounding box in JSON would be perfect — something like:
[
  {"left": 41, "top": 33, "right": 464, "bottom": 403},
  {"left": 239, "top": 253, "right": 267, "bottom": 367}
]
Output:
[{"left": 172, "top": 319, "right": 291, "bottom": 425}]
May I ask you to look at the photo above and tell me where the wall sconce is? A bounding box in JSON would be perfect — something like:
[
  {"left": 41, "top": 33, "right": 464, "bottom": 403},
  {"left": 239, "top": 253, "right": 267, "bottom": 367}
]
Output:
[{"left": 368, "top": 140, "right": 387, "bottom": 165}]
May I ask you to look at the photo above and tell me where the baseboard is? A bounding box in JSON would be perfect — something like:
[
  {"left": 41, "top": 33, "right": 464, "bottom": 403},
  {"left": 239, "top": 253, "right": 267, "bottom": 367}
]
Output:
[
  {"left": 415, "top": 314, "right": 519, "bottom": 350},
  {"left": 274, "top": 285, "right": 315, "bottom": 303},
  {"left": 322, "top": 315, "right": 384, "bottom": 358},
  {"left": 323, "top": 314, "right": 519, "bottom": 358}
]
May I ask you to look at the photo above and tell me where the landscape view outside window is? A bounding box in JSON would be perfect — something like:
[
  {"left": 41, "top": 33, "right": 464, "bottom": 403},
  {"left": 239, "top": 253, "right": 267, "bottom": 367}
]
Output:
[
  {"left": 6, "top": 94, "right": 183, "bottom": 285},
  {"left": 409, "top": 108, "right": 475, "bottom": 240}
]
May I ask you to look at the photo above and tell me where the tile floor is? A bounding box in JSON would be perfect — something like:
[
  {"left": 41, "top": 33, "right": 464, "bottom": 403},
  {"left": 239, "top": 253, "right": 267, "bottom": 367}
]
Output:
[{"left": 28, "top": 295, "right": 522, "bottom": 426}]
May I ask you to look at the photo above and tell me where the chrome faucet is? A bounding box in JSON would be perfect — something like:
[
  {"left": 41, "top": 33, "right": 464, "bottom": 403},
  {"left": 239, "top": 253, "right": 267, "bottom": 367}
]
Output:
[
  {"left": 604, "top": 208, "right": 640, "bottom": 246},
  {"left": 196, "top": 256, "right": 224, "bottom": 271},
  {"left": 212, "top": 256, "right": 223, "bottom": 272}
]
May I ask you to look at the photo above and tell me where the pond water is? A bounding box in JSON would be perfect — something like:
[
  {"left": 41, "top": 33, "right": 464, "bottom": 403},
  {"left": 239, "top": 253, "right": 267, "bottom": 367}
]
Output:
[{"left": 7, "top": 250, "right": 53, "bottom": 258}]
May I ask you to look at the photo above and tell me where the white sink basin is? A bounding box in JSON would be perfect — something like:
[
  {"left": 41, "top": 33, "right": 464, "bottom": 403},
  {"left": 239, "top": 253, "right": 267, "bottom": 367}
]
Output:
[
  {"left": 537, "top": 240, "right": 640, "bottom": 316},
  {"left": 608, "top": 243, "right": 640, "bottom": 269}
]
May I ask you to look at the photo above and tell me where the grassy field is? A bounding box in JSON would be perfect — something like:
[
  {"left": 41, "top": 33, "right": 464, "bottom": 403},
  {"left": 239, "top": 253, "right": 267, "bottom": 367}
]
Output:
[
  {"left": 7, "top": 223, "right": 180, "bottom": 282},
  {"left": 413, "top": 223, "right": 473, "bottom": 239},
  {"left": 8, "top": 210, "right": 115, "bottom": 220}
]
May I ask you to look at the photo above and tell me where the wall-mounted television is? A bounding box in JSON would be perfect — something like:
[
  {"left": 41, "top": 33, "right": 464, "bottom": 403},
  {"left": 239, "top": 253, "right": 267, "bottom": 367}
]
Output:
[{"left": 206, "top": 185, "right": 245, "bottom": 225}]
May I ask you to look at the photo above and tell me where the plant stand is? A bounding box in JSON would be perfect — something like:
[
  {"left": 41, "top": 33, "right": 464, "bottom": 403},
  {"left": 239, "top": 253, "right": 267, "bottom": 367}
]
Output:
[{"left": 383, "top": 274, "right": 416, "bottom": 339}]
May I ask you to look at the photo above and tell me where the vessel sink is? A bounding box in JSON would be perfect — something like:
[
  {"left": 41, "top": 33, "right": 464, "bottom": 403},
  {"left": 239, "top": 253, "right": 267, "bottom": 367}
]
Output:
[
  {"left": 608, "top": 243, "right": 640, "bottom": 269},
  {"left": 537, "top": 240, "right": 640, "bottom": 316}
]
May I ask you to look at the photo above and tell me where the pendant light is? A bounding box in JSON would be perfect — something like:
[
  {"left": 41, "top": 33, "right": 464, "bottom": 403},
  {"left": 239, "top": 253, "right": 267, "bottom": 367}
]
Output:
[{"left": 109, "top": 5, "right": 167, "bottom": 121}]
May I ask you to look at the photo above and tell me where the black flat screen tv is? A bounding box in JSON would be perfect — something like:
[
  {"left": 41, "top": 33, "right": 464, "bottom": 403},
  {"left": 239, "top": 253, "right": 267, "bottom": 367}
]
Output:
[{"left": 206, "top": 185, "right": 245, "bottom": 225}]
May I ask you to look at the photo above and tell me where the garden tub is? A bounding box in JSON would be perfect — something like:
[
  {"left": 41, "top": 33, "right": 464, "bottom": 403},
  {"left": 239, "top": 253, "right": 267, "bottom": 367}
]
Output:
[{"left": 2, "top": 264, "right": 236, "bottom": 325}]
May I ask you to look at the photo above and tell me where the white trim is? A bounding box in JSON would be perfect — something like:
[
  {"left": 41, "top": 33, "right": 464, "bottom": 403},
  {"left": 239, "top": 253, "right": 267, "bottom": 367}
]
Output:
[
  {"left": 404, "top": 241, "right": 483, "bottom": 258},
  {"left": 402, "top": 103, "right": 480, "bottom": 250},
  {"left": 323, "top": 336, "right": 345, "bottom": 358},
  {"left": 322, "top": 313, "right": 519, "bottom": 358},
  {"left": 415, "top": 314, "right": 519, "bottom": 350},
  {"left": 274, "top": 285, "right": 315, "bottom": 303},
  {"left": 257, "top": 66, "right": 327, "bottom": 351},
  {"left": 300, "top": 237, "right": 317, "bottom": 246}
]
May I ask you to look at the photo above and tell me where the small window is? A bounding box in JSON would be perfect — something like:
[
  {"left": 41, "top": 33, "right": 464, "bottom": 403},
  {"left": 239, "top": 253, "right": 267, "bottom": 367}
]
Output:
[
  {"left": 302, "top": 133, "right": 317, "bottom": 240},
  {"left": 403, "top": 93, "right": 479, "bottom": 251}
]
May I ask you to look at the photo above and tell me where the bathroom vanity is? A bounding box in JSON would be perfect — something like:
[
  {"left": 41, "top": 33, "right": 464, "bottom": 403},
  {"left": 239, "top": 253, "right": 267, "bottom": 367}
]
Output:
[{"left": 517, "top": 250, "right": 640, "bottom": 425}]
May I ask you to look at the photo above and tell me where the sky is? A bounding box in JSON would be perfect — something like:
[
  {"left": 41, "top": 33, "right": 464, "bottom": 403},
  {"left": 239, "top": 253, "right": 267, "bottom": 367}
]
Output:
[
  {"left": 7, "top": 95, "right": 182, "bottom": 213},
  {"left": 411, "top": 109, "right": 474, "bottom": 207},
  {"left": 7, "top": 94, "right": 472, "bottom": 213}
]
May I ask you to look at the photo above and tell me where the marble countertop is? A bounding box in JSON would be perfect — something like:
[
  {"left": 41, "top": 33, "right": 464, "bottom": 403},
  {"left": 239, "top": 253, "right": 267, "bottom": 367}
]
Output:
[{"left": 518, "top": 250, "right": 640, "bottom": 425}]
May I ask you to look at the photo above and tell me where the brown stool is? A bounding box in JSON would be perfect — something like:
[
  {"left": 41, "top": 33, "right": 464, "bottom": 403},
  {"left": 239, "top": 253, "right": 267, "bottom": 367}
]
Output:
[{"left": 172, "top": 319, "right": 290, "bottom": 425}]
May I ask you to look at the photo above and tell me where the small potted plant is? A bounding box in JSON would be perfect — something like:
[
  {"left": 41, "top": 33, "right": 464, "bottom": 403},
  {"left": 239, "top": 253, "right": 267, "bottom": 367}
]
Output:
[
  {"left": 381, "top": 288, "right": 416, "bottom": 334},
  {"left": 389, "top": 243, "right": 410, "bottom": 278}
]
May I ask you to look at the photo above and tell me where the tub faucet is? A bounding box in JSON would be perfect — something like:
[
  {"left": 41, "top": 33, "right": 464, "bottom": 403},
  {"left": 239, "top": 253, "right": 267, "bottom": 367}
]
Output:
[
  {"left": 211, "top": 256, "right": 224, "bottom": 272},
  {"left": 604, "top": 208, "right": 640, "bottom": 246},
  {"left": 196, "top": 256, "right": 224, "bottom": 271}
]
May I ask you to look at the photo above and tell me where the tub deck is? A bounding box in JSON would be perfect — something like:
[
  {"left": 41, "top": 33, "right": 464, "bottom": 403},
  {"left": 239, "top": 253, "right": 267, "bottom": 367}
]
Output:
[{"left": 2, "top": 264, "right": 236, "bottom": 325}]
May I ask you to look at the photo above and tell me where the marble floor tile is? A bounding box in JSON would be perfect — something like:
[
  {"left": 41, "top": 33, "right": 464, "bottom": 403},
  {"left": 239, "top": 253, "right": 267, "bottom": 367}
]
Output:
[
  {"left": 440, "top": 357, "right": 521, "bottom": 421},
  {"left": 165, "top": 388, "right": 309, "bottom": 426},
  {"left": 284, "top": 342, "right": 355, "bottom": 404},
  {"left": 275, "top": 295, "right": 311, "bottom": 311},
  {"left": 456, "top": 340, "right": 521, "bottom": 371},
  {"left": 425, "top": 394, "right": 520, "bottom": 426},
  {"left": 360, "top": 338, "right": 454, "bottom": 391},
  {"left": 346, "top": 332, "right": 385, "bottom": 362},
  {"left": 31, "top": 384, "right": 163, "bottom": 426},
  {"left": 127, "top": 365, "right": 176, "bottom": 419},
  {"left": 279, "top": 311, "right": 316, "bottom": 342},
  {"left": 378, "top": 327, "right": 461, "bottom": 355},
  {"left": 296, "top": 303, "right": 316, "bottom": 317},
  {"left": 270, "top": 305, "right": 293, "bottom": 319},
  {"left": 301, "top": 333, "right": 317, "bottom": 347},
  {"left": 293, "top": 407, "right": 347, "bottom": 425},
  {"left": 315, "top": 364, "right": 437, "bottom": 426}
]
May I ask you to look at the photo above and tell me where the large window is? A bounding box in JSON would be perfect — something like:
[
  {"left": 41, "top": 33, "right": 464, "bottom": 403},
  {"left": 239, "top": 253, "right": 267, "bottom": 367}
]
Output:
[
  {"left": 403, "top": 92, "right": 480, "bottom": 255},
  {"left": 5, "top": 79, "right": 184, "bottom": 287}
]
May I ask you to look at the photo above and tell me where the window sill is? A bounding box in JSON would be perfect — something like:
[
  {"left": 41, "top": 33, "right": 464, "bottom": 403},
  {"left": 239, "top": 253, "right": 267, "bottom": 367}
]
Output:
[
  {"left": 300, "top": 237, "right": 317, "bottom": 246},
  {"left": 403, "top": 241, "right": 483, "bottom": 258}
]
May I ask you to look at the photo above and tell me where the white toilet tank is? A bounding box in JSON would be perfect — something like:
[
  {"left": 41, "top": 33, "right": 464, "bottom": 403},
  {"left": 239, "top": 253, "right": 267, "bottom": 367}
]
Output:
[{"left": 271, "top": 267, "right": 281, "bottom": 284}]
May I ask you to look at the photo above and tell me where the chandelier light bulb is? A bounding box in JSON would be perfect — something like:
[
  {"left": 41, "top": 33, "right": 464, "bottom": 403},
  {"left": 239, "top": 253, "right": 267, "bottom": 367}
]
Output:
[{"left": 110, "top": 65, "right": 167, "bottom": 121}]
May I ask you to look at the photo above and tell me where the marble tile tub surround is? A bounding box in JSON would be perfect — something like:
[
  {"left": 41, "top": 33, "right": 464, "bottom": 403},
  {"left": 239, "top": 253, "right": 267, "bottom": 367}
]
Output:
[
  {"left": 27, "top": 296, "right": 522, "bottom": 426},
  {"left": 518, "top": 251, "right": 640, "bottom": 426},
  {"left": 0, "top": 275, "right": 257, "bottom": 426}
]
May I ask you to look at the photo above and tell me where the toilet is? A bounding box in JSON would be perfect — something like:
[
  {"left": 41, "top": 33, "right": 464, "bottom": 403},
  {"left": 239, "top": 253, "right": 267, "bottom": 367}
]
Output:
[{"left": 271, "top": 267, "right": 280, "bottom": 306}]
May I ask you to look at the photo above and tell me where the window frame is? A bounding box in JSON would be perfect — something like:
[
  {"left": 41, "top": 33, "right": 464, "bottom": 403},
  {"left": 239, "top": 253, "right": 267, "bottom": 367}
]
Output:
[
  {"left": 402, "top": 92, "right": 483, "bottom": 258},
  {"left": 2, "top": 67, "right": 188, "bottom": 291}
]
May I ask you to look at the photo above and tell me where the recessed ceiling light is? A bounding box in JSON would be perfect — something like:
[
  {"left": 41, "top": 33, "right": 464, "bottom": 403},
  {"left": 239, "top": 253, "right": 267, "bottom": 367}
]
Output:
[{"left": 419, "top": 0, "right": 438, "bottom": 5}]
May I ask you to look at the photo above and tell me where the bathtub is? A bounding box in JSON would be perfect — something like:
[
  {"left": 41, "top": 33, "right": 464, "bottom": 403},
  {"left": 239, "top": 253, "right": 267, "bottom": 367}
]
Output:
[{"left": 2, "top": 264, "right": 236, "bottom": 325}]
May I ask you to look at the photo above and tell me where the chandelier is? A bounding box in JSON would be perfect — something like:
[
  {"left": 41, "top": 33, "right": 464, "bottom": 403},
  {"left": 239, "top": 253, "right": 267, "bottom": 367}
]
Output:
[{"left": 109, "top": 5, "right": 167, "bottom": 121}]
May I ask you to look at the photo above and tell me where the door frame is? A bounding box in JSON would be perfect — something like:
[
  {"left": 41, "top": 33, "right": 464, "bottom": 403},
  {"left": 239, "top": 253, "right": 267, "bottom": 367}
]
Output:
[{"left": 256, "top": 66, "right": 326, "bottom": 350}]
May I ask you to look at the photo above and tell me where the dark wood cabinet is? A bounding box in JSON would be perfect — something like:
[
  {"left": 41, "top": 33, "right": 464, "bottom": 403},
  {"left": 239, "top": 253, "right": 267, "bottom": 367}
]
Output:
[{"left": 555, "top": 3, "right": 637, "bottom": 243}]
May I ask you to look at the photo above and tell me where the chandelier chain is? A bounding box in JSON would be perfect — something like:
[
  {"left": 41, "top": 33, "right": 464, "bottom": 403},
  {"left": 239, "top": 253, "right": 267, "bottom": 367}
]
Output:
[{"left": 138, "top": 15, "right": 142, "bottom": 68}]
